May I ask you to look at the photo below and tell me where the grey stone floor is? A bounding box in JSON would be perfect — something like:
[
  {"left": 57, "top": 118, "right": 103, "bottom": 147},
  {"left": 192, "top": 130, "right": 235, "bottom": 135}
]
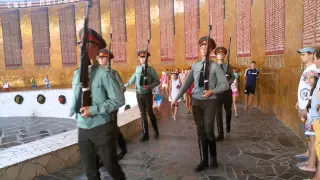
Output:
[
  {"left": 37, "top": 104, "right": 313, "bottom": 180},
  {"left": 0, "top": 117, "right": 76, "bottom": 150}
]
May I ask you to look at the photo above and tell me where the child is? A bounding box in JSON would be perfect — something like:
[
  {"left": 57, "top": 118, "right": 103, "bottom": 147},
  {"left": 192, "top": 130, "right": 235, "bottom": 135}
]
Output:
[
  {"left": 185, "top": 68, "right": 194, "bottom": 114},
  {"left": 244, "top": 61, "right": 259, "bottom": 109},
  {"left": 297, "top": 70, "right": 318, "bottom": 173},
  {"left": 168, "top": 72, "right": 181, "bottom": 120},
  {"left": 231, "top": 67, "right": 239, "bottom": 117},
  {"left": 152, "top": 85, "right": 162, "bottom": 119}
]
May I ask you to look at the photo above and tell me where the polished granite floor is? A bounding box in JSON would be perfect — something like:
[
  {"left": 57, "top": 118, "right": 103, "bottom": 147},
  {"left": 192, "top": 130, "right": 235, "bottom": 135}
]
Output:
[{"left": 37, "top": 103, "right": 313, "bottom": 180}]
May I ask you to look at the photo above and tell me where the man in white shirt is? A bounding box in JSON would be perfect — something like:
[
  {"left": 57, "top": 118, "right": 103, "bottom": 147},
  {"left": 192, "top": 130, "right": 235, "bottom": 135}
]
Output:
[{"left": 296, "top": 47, "right": 318, "bottom": 160}]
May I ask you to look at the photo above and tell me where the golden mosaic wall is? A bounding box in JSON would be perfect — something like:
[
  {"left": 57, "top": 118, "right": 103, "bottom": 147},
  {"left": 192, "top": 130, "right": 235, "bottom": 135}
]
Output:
[{"left": 0, "top": 0, "right": 308, "bottom": 135}]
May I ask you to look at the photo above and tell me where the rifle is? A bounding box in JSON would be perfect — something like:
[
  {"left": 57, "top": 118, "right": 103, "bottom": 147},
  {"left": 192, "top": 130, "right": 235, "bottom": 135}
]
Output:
[
  {"left": 225, "top": 35, "right": 232, "bottom": 78},
  {"left": 107, "top": 26, "right": 112, "bottom": 70},
  {"left": 142, "top": 33, "right": 151, "bottom": 87},
  {"left": 204, "top": 16, "right": 213, "bottom": 90},
  {"left": 74, "top": 0, "right": 92, "bottom": 113}
]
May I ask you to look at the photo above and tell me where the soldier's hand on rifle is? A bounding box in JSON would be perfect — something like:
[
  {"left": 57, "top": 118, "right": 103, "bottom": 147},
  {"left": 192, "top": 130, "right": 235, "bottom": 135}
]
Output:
[
  {"left": 143, "top": 85, "right": 148, "bottom": 90},
  {"left": 80, "top": 106, "right": 91, "bottom": 118},
  {"left": 202, "top": 90, "right": 213, "bottom": 98}
]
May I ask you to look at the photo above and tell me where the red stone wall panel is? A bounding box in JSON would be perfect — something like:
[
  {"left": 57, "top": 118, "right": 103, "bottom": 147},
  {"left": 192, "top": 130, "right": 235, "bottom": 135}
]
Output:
[
  {"left": 1, "top": 10, "right": 22, "bottom": 67},
  {"left": 159, "top": 0, "right": 174, "bottom": 64},
  {"left": 110, "top": 0, "right": 127, "bottom": 64},
  {"left": 236, "top": 0, "right": 251, "bottom": 57},
  {"left": 315, "top": 1, "right": 320, "bottom": 47},
  {"left": 59, "top": 5, "right": 77, "bottom": 65},
  {"left": 31, "top": 8, "right": 50, "bottom": 65},
  {"left": 135, "top": 0, "right": 151, "bottom": 61},
  {"left": 265, "top": 0, "right": 285, "bottom": 55},
  {"left": 302, "top": 0, "right": 318, "bottom": 47},
  {"left": 88, "top": 0, "right": 101, "bottom": 34},
  {"left": 184, "top": 0, "right": 199, "bottom": 63}
]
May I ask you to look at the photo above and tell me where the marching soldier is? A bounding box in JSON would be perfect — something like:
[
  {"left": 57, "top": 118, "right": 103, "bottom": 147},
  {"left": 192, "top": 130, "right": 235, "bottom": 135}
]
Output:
[
  {"left": 214, "top": 46, "right": 235, "bottom": 141},
  {"left": 70, "top": 28, "right": 126, "bottom": 180},
  {"left": 125, "top": 51, "right": 160, "bottom": 142},
  {"left": 172, "top": 37, "right": 229, "bottom": 171},
  {"left": 98, "top": 49, "right": 127, "bottom": 160}
]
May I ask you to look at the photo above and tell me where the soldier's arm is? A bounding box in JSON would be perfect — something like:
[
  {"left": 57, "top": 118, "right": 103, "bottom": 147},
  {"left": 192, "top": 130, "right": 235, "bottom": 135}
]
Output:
[
  {"left": 212, "top": 64, "right": 229, "bottom": 94},
  {"left": 228, "top": 65, "right": 235, "bottom": 85},
  {"left": 89, "top": 72, "right": 125, "bottom": 116},
  {"left": 175, "top": 68, "right": 194, "bottom": 101},
  {"left": 69, "top": 71, "right": 78, "bottom": 117},
  {"left": 113, "top": 70, "right": 126, "bottom": 92},
  {"left": 125, "top": 71, "right": 136, "bottom": 87},
  {"left": 148, "top": 67, "right": 160, "bottom": 89}
]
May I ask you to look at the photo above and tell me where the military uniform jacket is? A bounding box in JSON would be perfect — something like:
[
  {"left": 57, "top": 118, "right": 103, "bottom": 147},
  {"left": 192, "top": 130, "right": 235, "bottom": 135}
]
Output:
[
  {"left": 218, "top": 63, "right": 235, "bottom": 85},
  {"left": 70, "top": 64, "right": 125, "bottom": 129},
  {"left": 125, "top": 65, "right": 160, "bottom": 94},
  {"left": 107, "top": 68, "right": 126, "bottom": 93},
  {"left": 175, "top": 59, "right": 230, "bottom": 100}
]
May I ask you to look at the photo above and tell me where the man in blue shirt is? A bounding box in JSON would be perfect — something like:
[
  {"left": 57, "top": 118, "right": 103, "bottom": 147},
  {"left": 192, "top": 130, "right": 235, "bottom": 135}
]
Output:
[{"left": 244, "top": 61, "right": 259, "bottom": 109}]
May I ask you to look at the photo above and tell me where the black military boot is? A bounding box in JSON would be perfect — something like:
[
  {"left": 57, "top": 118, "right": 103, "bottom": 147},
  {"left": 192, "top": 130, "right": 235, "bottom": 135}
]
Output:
[
  {"left": 216, "top": 134, "right": 224, "bottom": 141},
  {"left": 140, "top": 118, "right": 149, "bottom": 142},
  {"left": 194, "top": 140, "right": 209, "bottom": 172},
  {"left": 208, "top": 140, "right": 218, "bottom": 168},
  {"left": 117, "top": 132, "right": 127, "bottom": 160}
]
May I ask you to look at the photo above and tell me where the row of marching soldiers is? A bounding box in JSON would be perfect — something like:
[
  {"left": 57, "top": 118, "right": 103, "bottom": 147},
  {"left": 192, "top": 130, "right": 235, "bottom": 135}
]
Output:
[{"left": 70, "top": 27, "right": 235, "bottom": 180}]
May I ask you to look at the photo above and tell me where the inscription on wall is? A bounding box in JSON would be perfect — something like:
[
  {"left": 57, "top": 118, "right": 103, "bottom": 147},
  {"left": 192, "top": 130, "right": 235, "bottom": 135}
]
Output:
[
  {"left": 1, "top": 10, "right": 22, "bottom": 67},
  {"left": 302, "top": 0, "right": 320, "bottom": 47},
  {"left": 110, "top": 0, "right": 127, "bottom": 64},
  {"left": 88, "top": 0, "right": 101, "bottom": 35},
  {"left": 184, "top": 0, "right": 199, "bottom": 64},
  {"left": 236, "top": 0, "right": 251, "bottom": 57},
  {"left": 265, "top": 0, "right": 285, "bottom": 55},
  {"left": 31, "top": 8, "right": 50, "bottom": 66},
  {"left": 159, "top": 0, "right": 174, "bottom": 64},
  {"left": 135, "top": 0, "right": 151, "bottom": 62},
  {"left": 59, "top": 5, "right": 77, "bottom": 65}
]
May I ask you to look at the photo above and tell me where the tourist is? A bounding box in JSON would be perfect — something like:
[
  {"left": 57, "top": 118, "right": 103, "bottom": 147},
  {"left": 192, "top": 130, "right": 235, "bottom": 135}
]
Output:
[
  {"left": 160, "top": 71, "right": 168, "bottom": 96},
  {"left": 231, "top": 67, "right": 239, "bottom": 117},
  {"left": 31, "top": 76, "right": 37, "bottom": 89},
  {"left": 125, "top": 50, "right": 160, "bottom": 142},
  {"left": 172, "top": 36, "right": 229, "bottom": 171},
  {"left": 2, "top": 81, "right": 9, "bottom": 92},
  {"left": 244, "top": 61, "right": 259, "bottom": 109},
  {"left": 307, "top": 48, "right": 320, "bottom": 180},
  {"left": 185, "top": 68, "right": 194, "bottom": 114},
  {"left": 214, "top": 46, "right": 235, "bottom": 141},
  {"left": 44, "top": 75, "right": 50, "bottom": 89},
  {"left": 70, "top": 28, "right": 126, "bottom": 179},
  {"left": 168, "top": 72, "right": 182, "bottom": 121},
  {"left": 295, "top": 47, "right": 318, "bottom": 162},
  {"left": 297, "top": 70, "right": 318, "bottom": 173},
  {"left": 98, "top": 48, "right": 127, "bottom": 160},
  {"left": 152, "top": 85, "right": 162, "bottom": 119}
]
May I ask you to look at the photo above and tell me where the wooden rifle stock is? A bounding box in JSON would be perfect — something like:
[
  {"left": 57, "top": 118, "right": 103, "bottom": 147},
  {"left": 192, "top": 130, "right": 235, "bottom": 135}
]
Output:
[
  {"left": 204, "top": 16, "right": 213, "bottom": 90},
  {"left": 75, "top": 0, "right": 92, "bottom": 113},
  {"left": 142, "top": 33, "right": 151, "bottom": 86},
  {"left": 226, "top": 36, "right": 232, "bottom": 78}
]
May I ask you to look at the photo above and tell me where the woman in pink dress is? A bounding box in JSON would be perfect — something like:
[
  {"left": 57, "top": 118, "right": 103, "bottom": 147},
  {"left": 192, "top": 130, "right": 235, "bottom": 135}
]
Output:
[{"left": 160, "top": 71, "right": 168, "bottom": 96}]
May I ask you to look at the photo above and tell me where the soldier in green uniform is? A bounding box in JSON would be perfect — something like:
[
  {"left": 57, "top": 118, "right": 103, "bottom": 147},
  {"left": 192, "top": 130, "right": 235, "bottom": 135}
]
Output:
[
  {"left": 172, "top": 37, "right": 229, "bottom": 172},
  {"left": 70, "top": 28, "right": 126, "bottom": 180},
  {"left": 214, "top": 46, "right": 235, "bottom": 141},
  {"left": 125, "top": 51, "right": 160, "bottom": 142},
  {"left": 98, "top": 49, "right": 127, "bottom": 160}
]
